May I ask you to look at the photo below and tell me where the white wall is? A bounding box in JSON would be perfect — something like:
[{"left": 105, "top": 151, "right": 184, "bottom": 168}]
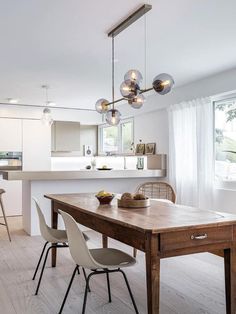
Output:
[{"left": 134, "top": 109, "right": 168, "bottom": 154}]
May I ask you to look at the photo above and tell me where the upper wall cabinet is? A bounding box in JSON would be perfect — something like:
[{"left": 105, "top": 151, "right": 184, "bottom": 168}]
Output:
[
  {"left": 52, "top": 121, "right": 80, "bottom": 152},
  {"left": 0, "top": 118, "right": 22, "bottom": 151},
  {"left": 22, "top": 120, "right": 51, "bottom": 171}
]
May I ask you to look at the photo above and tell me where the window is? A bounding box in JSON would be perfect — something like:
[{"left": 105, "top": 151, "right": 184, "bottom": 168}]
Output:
[
  {"left": 98, "top": 118, "right": 134, "bottom": 154},
  {"left": 215, "top": 97, "right": 236, "bottom": 181},
  {"left": 101, "top": 125, "right": 119, "bottom": 153}
]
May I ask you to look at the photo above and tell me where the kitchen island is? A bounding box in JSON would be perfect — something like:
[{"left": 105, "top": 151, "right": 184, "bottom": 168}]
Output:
[{"left": 3, "top": 169, "right": 166, "bottom": 235}]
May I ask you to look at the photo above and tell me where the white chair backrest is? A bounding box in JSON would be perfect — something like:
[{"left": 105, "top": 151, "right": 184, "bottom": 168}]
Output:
[
  {"left": 32, "top": 197, "right": 52, "bottom": 241},
  {"left": 59, "top": 210, "right": 99, "bottom": 269}
]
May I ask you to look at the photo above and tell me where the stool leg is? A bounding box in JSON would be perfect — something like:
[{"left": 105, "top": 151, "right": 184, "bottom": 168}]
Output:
[{"left": 0, "top": 198, "right": 11, "bottom": 242}]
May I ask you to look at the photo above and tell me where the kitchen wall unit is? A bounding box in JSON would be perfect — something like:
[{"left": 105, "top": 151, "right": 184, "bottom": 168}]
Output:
[
  {"left": 51, "top": 124, "right": 98, "bottom": 156},
  {"left": 22, "top": 120, "right": 51, "bottom": 171},
  {"left": 51, "top": 121, "right": 80, "bottom": 152},
  {"left": 0, "top": 118, "right": 22, "bottom": 151}
]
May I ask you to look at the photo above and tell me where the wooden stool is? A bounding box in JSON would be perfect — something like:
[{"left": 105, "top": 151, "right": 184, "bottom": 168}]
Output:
[{"left": 0, "top": 189, "right": 11, "bottom": 241}]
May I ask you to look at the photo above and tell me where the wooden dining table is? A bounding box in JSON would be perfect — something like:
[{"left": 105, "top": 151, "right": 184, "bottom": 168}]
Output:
[{"left": 45, "top": 193, "right": 236, "bottom": 314}]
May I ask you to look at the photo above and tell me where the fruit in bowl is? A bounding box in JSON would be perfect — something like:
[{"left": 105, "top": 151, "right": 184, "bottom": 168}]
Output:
[
  {"left": 133, "top": 193, "right": 147, "bottom": 200},
  {"left": 96, "top": 190, "right": 114, "bottom": 205}
]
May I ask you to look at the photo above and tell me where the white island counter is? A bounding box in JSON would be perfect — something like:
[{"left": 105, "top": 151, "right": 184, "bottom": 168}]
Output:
[{"left": 3, "top": 169, "right": 166, "bottom": 236}]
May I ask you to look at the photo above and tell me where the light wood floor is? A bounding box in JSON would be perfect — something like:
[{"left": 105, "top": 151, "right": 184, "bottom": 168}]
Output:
[{"left": 0, "top": 216, "right": 226, "bottom": 314}]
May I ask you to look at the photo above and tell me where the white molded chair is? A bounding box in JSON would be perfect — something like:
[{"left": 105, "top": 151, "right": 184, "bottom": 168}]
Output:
[
  {"left": 32, "top": 197, "right": 89, "bottom": 295},
  {"left": 59, "top": 210, "right": 139, "bottom": 314}
]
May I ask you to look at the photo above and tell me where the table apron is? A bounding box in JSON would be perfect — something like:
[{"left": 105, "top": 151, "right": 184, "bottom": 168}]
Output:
[{"left": 53, "top": 201, "right": 147, "bottom": 252}]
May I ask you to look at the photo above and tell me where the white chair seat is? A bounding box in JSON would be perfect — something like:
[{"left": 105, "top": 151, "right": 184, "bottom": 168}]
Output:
[
  {"left": 48, "top": 228, "right": 68, "bottom": 243},
  {"left": 47, "top": 227, "right": 89, "bottom": 244},
  {"left": 90, "top": 248, "right": 136, "bottom": 269}
]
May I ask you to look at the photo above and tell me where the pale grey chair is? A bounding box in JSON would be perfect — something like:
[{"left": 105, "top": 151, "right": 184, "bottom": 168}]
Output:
[
  {"left": 32, "top": 197, "right": 89, "bottom": 295},
  {"left": 0, "top": 189, "right": 11, "bottom": 241},
  {"left": 59, "top": 210, "right": 139, "bottom": 314}
]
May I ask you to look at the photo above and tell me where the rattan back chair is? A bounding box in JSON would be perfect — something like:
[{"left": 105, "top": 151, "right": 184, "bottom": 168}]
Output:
[
  {"left": 133, "top": 181, "right": 176, "bottom": 257},
  {"left": 136, "top": 181, "right": 176, "bottom": 203}
]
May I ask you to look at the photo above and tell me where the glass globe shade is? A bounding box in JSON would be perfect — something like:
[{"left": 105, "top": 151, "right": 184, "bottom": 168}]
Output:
[
  {"left": 129, "top": 94, "right": 145, "bottom": 109},
  {"left": 105, "top": 109, "right": 121, "bottom": 126},
  {"left": 41, "top": 107, "right": 53, "bottom": 126},
  {"left": 152, "top": 73, "right": 174, "bottom": 95},
  {"left": 124, "top": 69, "right": 143, "bottom": 83},
  {"left": 120, "top": 80, "right": 140, "bottom": 99},
  {"left": 95, "top": 98, "right": 110, "bottom": 113}
]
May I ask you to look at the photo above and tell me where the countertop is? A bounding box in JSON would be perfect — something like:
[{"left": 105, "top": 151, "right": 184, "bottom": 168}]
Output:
[{"left": 2, "top": 169, "right": 166, "bottom": 181}]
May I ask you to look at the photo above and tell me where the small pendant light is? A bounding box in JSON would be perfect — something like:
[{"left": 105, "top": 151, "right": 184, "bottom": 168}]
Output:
[{"left": 41, "top": 85, "right": 53, "bottom": 126}]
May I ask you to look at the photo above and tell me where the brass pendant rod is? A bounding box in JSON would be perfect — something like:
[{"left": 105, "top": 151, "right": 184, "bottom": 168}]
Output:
[{"left": 108, "top": 4, "right": 152, "bottom": 38}]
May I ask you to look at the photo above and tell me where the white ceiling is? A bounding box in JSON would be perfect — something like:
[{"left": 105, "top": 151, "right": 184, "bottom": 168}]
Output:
[{"left": 0, "top": 0, "right": 236, "bottom": 109}]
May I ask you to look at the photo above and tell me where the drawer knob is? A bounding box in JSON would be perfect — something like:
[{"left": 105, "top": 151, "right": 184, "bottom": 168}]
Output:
[{"left": 191, "top": 233, "right": 208, "bottom": 240}]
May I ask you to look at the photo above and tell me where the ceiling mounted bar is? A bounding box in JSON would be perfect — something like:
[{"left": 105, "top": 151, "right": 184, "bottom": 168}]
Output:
[{"left": 108, "top": 4, "right": 152, "bottom": 38}]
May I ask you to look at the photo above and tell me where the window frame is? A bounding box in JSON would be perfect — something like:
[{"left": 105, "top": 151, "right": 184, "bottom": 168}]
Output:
[
  {"left": 98, "top": 118, "right": 134, "bottom": 155},
  {"left": 213, "top": 93, "right": 236, "bottom": 187}
]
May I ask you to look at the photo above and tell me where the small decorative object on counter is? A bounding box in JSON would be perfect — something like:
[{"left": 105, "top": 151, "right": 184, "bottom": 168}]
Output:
[
  {"left": 136, "top": 157, "right": 144, "bottom": 170},
  {"left": 145, "top": 143, "right": 156, "bottom": 155},
  {"left": 135, "top": 139, "right": 145, "bottom": 155},
  {"left": 97, "top": 166, "right": 113, "bottom": 170},
  {"left": 130, "top": 142, "right": 135, "bottom": 154},
  {"left": 91, "top": 157, "right": 96, "bottom": 170},
  {"left": 86, "top": 165, "right": 91, "bottom": 170},
  {"left": 84, "top": 145, "right": 93, "bottom": 156},
  {"left": 96, "top": 190, "right": 114, "bottom": 205}
]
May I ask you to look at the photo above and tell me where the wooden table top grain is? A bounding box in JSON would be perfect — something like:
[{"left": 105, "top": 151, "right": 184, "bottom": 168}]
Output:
[{"left": 45, "top": 193, "right": 236, "bottom": 234}]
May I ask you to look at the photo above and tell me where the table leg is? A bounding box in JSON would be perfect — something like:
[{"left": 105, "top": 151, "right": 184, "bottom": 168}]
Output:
[
  {"left": 145, "top": 234, "right": 160, "bottom": 314},
  {"left": 102, "top": 234, "right": 108, "bottom": 248},
  {"left": 51, "top": 201, "right": 58, "bottom": 267},
  {"left": 224, "top": 247, "right": 236, "bottom": 314}
]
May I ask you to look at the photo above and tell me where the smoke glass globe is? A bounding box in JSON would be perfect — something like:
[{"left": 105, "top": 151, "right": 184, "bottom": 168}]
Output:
[
  {"left": 95, "top": 98, "right": 110, "bottom": 113},
  {"left": 105, "top": 109, "right": 121, "bottom": 126},
  {"left": 120, "top": 80, "right": 140, "bottom": 99},
  {"left": 124, "top": 69, "right": 143, "bottom": 83},
  {"left": 152, "top": 73, "right": 174, "bottom": 95},
  {"left": 129, "top": 94, "right": 145, "bottom": 109}
]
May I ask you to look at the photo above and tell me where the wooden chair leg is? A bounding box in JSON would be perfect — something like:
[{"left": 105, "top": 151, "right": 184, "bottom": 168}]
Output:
[
  {"left": 133, "top": 248, "right": 137, "bottom": 258},
  {"left": 0, "top": 198, "right": 11, "bottom": 242}
]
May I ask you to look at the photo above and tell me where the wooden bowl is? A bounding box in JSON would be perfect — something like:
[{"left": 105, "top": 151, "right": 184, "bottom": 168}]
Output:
[
  {"left": 96, "top": 194, "right": 114, "bottom": 205},
  {"left": 118, "top": 198, "right": 150, "bottom": 208}
]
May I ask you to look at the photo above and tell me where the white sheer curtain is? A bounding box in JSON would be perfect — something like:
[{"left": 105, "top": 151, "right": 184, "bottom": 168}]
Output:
[{"left": 168, "top": 97, "right": 214, "bottom": 209}]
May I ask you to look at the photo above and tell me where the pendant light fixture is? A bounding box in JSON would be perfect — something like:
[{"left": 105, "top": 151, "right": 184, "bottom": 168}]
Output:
[
  {"left": 95, "top": 4, "right": 175, "bottom": 123},
  {"left": 41, "top": 85, "right": 53, "bottom": 126}
]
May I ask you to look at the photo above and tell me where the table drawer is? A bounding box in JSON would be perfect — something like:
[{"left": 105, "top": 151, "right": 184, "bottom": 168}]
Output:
[{"left": 160, "top": 226, "right": 233, "bottom": 252}]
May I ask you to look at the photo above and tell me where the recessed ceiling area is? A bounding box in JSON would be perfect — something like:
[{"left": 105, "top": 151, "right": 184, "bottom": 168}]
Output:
[{"left": 0, "top": 0, "right": 236, "bottom": 109}]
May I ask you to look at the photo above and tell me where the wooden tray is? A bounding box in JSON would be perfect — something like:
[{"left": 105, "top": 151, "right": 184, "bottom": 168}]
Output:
[{"left": 117, "top": 198, "right": 150, "bottom": 208}]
